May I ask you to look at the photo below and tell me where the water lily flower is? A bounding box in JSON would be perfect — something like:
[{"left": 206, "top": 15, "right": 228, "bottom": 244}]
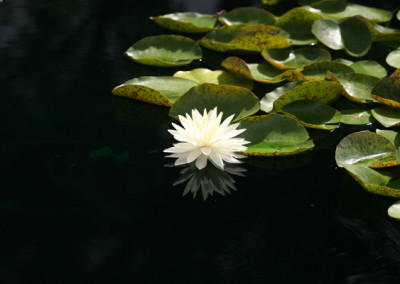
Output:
[{"left": 164, "top": 107, "right": 249, "bottom": 170}]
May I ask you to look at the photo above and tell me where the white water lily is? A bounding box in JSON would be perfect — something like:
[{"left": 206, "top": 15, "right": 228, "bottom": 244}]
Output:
[{"left": 164, "top": 107, "right": 249, "bottom": 170}]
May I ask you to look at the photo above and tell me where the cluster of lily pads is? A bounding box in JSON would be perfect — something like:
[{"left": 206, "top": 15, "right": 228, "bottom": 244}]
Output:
[{"left": 112, "top": 1, "right": 400, "bottom": 203}]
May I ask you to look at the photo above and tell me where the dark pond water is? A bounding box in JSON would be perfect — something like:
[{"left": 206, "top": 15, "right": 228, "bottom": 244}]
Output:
[{"left": 1, "top": 0, "right": 400, "bottom": 283}]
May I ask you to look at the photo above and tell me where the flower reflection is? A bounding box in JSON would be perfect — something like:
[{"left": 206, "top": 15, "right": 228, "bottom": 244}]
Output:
[{"left": 172, "top": 163, "right": 246, "bottom": 200}]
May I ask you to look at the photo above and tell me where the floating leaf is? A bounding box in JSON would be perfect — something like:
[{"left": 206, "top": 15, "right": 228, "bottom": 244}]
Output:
[
  {"left": 376, "top": 129, "right": 400, "bottom": 148},
  {"left": 199, "top": 24, "right": 291, "bottom": 52},
  {"left": 388, "top": 200, "right": 400, "bottom": 220},
  {"left": 371, "top": 106, "right": 400, "bottom": 128},
  {"left": 219, "top": 7, "right": 276, "bottom": 26},
  {"left": 173, "top": 68, "right": 254, "bottom": 89},
  {"left": 261, "top": 47, "right": 331, "bottom": 69},
  {"left": 386, "top": 50, "right": 400, "bottom": 68},
  {"left": 370, "top": 77, "right": 400, "bottom": 108},
  {"left": 335, "top": 131, "right": 398, "bottom": 168},
  {"left": 303, "top": 1, "right": 392, "bottom": 23},
  {"left": 275, "top": 7, "right": 323, "bottom": 45},
  {"left": 150, "top": 12, "right": 217, "bottom": 33},
  {"left": 238, "top": 113, "right": 314, "bottom": 156},
  {"left": 261, "top": 80, "right": 342, "bottom": 113},
  {"left": 343, "top": 164, "right": 400, "bottom": 198},
  {"left": 260, "top": 81, "right": 303, "bottom": 112},
  {"left": 221, "top": 56, "right": 285, "bottom": 84},
  {"left": 112, "top": 76, "right": 198, "bottom": 106},
  {"left": 281, "top": 100, "right": 341, "bottom": 130},
  {"left": 312, "top": 17, "right": 371, "bottom": 57},
  {"left": 125, "top": 35, "right": 202, "bottom": 67},
  {"left": 360, "top": 18, "right": 400, "bottom": 41},
  {"left": 340, "top": 109, "right": 374, "bottom": 125},
  {"left": 169, "top": 83, "right": 260, "bottom": 121},
  {"left": 349, "top": 60, "right": 387, "bottom": 78},
  {"left": 300, "top": 61, "right": 353, "bottom": 79}
]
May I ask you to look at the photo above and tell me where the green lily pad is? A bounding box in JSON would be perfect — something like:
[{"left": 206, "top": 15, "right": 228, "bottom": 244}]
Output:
[
  {"left": 398, "top": 10, "right": 400, "bottom": 21},
  {"left": 219, "top": 7, "right": 276, "bottom": 26},
  {"left": 150, "top": 12, "right": 217, "bottom": 33},
  {"left": 169, "top": 83, "right": 260, "bottom": 121},
  {"left": 238, "top": 113, "right": 314, "bottom": 156},
  {"left": 349, "top": 60, "right": 387, "bottom": 78},
  {"left": 371, "top": 106, "right": 400, "bottom": 128},
  {"left": 303, "top": 1, "right": 392, "bottom": 23},
  {"left": 260, "top": 81, "right": 304, "bottom": 112},
  {"left": 280, "top": 100, "right": 341, "bottom": 130},
  {"left": 388, "top": 200, "right": 400, "bottom": 220},
  {"left": 326, "top": 71, "right": 379, "bottom": 103},
  {"left": 112, "top": 76, "right": 198, "bottom": 106},
  {"left": 173, "top": 68, "right": 254, "bottom": 89},
  {"left": 312, "top": 17, "right": 372, "bottom": 57},
  {"left": 386, "top": 50, "right": 400, "bottom": 68},
  {"left": 370, "top": 77, "right": 400, "bottom": 108},
  {"left": 376, "top": 129, "right": 400, "bottom": 148},
  {"left": 261, "top": 47, "right": 331, "bottom": 69},
  {"left": 340, "top": 109, "right": 374, "bottom": 125},
  {"left": 333, "top": 58, "right": 353, "bottom": 66},
  {"left": 221, "top": 56, "right": 285, "bottom": 84},
  {"left": 343, "top": 164, "right": 400, "bottom": 198},
  {"left": 275, "top": 7, "right": 323, "bottom": 45},
  {"left": 361, "top": 18, "right": 400, "bottom": 41},
  {"left": 199, "top": 24, "right": 291, "bottom": 52},
  {"left": 125, "top": 35, "right": 202, "bottom": 67},
  {"left": 335, "top": 131, "right": 398, "bottom": 169},
  {"left": 261, "top": 80, "right": 342, "bottom": 113}
]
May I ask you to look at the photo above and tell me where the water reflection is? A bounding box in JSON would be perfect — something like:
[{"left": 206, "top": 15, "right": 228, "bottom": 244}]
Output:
[{"left": 171, "top": 163, "right": 246, "bottom": 200}]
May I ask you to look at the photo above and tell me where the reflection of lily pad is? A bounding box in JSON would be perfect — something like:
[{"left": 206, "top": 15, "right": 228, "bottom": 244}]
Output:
[
  {"left": 335, "top": 131, "right": 398, "bottom": 168},
  {"left": 150, "top": 12, "right": 217, "bottom": 33},
  {"left": 261, "top": 47, "right": 331, "bottom": 69},
  {"left": 370, "top": 77, "right": 400, "bottom": 108},
  {"left": 112, "top": 76, "right": 198, "bottom": 106},
  {"left": 238, "top": 113, "right": 314, "bottom": 156},
  {"left": 221, "top": 56, "right": 285, "bottom": 84},
  {"left": 219, "top": 7, "right": 276, "bottom": 26},
  {"left": 169, "top": 83, "right": 260, "bottom": 121},
  {"left": 371, "top": 106, "right": 400, "bottom": 128},
  {"left": 173, "top": 68, "right": 254, "bottom": 89},
  {"left": 125, "top": 35, "right": 202, "bottom": 67}
]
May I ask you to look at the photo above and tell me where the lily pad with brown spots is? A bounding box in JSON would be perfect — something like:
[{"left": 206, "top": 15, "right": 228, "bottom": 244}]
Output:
[
  {"left": 370, "top": 77, "right": 400, "bottom": 108},
  {"left": 219, "top": 7, "right": 276, "bottom": 26},
  {"left": 340, "top": 109, "right": 375, "bottom": 125}
]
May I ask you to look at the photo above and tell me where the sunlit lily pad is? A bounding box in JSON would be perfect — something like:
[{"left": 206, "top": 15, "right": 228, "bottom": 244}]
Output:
[
  {"left": 326, "top": 71, "right": 379, "bottom": 103},
  {"left": 261, "top": 47, "right": 331, "bottom": 69},
  {"left": 303, "top": 1, "right": 392, "bottom": 23},
  {"left": 199, "top": 24, "right": 291, "bottom": 52},
  {"left": 150, "top": 12, "right": 217, "bottom": 33},
  {"left": 173, "top": 68, "right": 254, "bottom": 89},
  {"left": 360, "top": 18, "right": 400, "bottom": 41},
  {"left": 312, "top": 17, "right": 371, "bottom": 57},
  {"left": 219, "top": 7, "right": 276, "bottom": 26},
  {"left": 275, "top": 7, "right": 322, "bottom": 45},
  {"left": 340, "top": 109, "right": 374, "bottom": 125},
  {"left": 238, "top": 113, "right": 314, "bottom": 156},
  {"left": 370, "top": 77, "right": 400, "bottom": 108},
  {"left": 112, "top": 76, "right": 198, "bottom": 106},
  {"left": 343, "top": 164, "right": 400, "bottom": 198},
  {"left": 169, "top": 83, "right": 260, "bottom": 121},
  {"left": 261, "top": 80, "right": 342, "bottom": 113},
  {"left": 376, "top": 129, "right": 400, "bottom": 148},
  {"left": 125, "top": 35, "right": 202, "bottom": 66},
  {"left": 349, "top": 60, "right": 387, "bottom": 78},
  {"left": 221, "top": 56, "right": 286, "bottom": 84},
  {"left": 335, "top": 131, "right": 398, "bottom": 168},
  {"left": 371, "top": 106, "right": 400, "bottom": 128},
  {"left": 388, "top": 200, "right": 400, "bottom": 220},
  {"left": 280, "top": 100, "right": 341, "bottom": 130},
  {"left": 386, "top": 50, "right": 400, "bottom": 68}
]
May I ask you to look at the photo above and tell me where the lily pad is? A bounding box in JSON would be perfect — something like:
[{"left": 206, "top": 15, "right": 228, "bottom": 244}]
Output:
[
  {"left": 275, "top": 7, "right": 323, "bottom": 45},
  {"left": 370, "top": 77, "right": 400, "bottom": 108},
  {"left": 260, "top": 81, "right": 304, "bottom": 112},
  {"left": 173, "top": 68, "right": 254, "bottom": 89},
  {"left": 238, "top": 113, "right": 314, "bottom": 156},
  {"left": 340, "top": 109, "right": 374, "bottom": 125},
  {"left": 386, "top": 50, "right": 400, "bottom": 68},
  {"left": 150, "top": 12, "right": 217, "bottom": 33},
  {"left": 335, "top": 131, "right": 398, "bottom": 168},
  {"left": 199, "top": 24, "right": 291, "bottom": 52},
  {"left": 221, "top": 56, "right": 286, "bottom": 84},
  {"left": 343, "top": 164, "right": 400, "bottom": 198},
  {"left": 371, "top": 106, "right": 400, "bottom": 128},
  {"left": 125, "top": 35, "right": 202, "bottom": 67},
  {"left": 169, "top": 83, "right": 260, "bottom": 121},
  {"left": 261, "top": 47, "right": 331, "bottom": 69},
  {"left": 280, "top": 100, "right": 341, "bottom": 130},
  {"left": 388, "top": 200, "right": 400, "bottom": 220},
  {"left": 376, "top": 129, "right": 400, "bottom": 148},
  {"left": 349, "top": 60, "right": 387, "bottom": 78},
  {"left": 219, "top": 7, "right": 276, "bottom": 26},
  {"left": 303, "top": 1, "right": 392, "bottom": 23},
  {"left": 112, "top": 76, "right": 198, "bottom": 106},
  {"left": 312, "top": 17, "right": 371, "bottom": 57},
  {"left": 361, "top": 18, "right": 400, "bottom": 42},
  {"left": 281, "top": 61, "right": 354, "bottom": 81}
]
